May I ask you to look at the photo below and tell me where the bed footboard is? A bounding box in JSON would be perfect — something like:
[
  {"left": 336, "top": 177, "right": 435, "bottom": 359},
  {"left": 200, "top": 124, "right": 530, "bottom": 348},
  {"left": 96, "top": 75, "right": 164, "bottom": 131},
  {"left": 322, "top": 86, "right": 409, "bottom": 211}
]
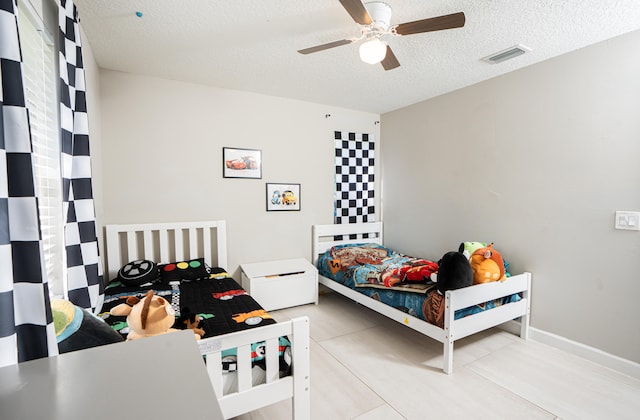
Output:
[
  {"left": 198, "top": 316, "right": 310, "bottom": 419},
  {"left": 443, "top": 272, "right": 531, "bottom": 373}
]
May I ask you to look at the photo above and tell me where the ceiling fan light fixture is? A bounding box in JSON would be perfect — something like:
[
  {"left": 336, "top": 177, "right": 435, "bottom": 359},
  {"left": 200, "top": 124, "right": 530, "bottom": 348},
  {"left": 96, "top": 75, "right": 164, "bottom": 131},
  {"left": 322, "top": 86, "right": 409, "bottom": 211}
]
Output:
[{"left": 359, "top": 38, "right": 387, "bottom": 64}]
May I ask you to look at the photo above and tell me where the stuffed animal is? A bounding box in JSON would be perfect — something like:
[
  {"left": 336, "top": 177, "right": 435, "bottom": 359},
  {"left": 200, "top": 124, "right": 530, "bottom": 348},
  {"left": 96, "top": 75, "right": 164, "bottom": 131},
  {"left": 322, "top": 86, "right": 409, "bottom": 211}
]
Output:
[
  {"left": 177, "top": 306, "right": 205, "bottom": 337},
  {"left": 52, "top": 298, "right": 123, "bottom": 353},
  {"left": 469, "top": 243, "right": 506, "bottom": 284},
  {"left": 382, "top": 259, "right": 438, "bottom": 287},
  {"left": 458, "top": 242, "right": 486, "bottom": 260},
  {"left": 110, "top": 290, "right": 201, "bottom": 340},
  {"left": 422, "top": 251, "right": 472, "bottom": 328},
  {"left": 435, "top": 251, "right": 473, "bottom": 294}
]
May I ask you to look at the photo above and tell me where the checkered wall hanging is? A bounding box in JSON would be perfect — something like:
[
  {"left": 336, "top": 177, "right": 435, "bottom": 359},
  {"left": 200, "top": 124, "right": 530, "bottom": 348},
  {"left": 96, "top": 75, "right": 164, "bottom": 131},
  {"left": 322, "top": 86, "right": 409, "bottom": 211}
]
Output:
[
  {"left": 0, "top": 0, "right": 59, "bottom": 366},
  {"left": 59, "top": 0, "right": 104, "bottom": 313},
  {"left": 334, "top": 131, "right": 376, "bottom": 238}
]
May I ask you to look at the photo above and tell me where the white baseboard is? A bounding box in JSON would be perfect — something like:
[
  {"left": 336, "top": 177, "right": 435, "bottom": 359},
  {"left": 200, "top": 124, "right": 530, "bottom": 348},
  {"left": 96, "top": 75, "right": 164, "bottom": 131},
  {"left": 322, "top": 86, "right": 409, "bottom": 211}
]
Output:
[{"left": 500, "top": 321, "right": 640, "bottom": 380}]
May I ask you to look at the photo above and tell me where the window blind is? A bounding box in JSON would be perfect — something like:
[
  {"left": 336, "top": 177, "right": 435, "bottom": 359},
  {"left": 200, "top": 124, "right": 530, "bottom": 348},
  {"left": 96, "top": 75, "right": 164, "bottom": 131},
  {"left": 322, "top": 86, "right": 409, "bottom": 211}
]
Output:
[{"left": 18, "top": 0, "right": 65, "bottom": 297}]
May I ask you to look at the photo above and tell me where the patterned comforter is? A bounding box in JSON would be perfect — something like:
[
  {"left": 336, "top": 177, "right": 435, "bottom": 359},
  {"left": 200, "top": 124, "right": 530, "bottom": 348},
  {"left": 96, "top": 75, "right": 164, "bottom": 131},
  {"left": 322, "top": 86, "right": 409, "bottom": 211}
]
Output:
[
  {"left": 321, "top": 243, "right": 438, "bottom": 293},
  {"left": 100, "top": 268, "right": 291, "bottom": 373},
  {"left": 317, "top": 243, "right": 520, "bottom": 324}
]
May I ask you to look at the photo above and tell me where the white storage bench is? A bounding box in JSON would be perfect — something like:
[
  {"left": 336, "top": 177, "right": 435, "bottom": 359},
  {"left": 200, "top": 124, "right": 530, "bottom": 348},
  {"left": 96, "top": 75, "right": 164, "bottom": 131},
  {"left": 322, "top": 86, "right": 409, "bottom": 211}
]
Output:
[{"left": 240, "top": 258, "right": 318, "bottom": 311}]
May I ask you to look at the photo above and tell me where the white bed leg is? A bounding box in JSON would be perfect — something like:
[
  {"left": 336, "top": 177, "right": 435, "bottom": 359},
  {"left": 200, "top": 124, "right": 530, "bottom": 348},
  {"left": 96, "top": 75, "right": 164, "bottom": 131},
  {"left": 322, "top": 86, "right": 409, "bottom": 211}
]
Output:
[
  {"left": 444, "top": 292, "right": 455, "bottom": 374},
  {"left": 291, "top": 317, "right": 311, "bottom": 419},
  {"left": 519, "top": 273, "right": 532, "bottom": 340},
  {"left": 444, "top": 340, "right": 454, "bottom": 374}
]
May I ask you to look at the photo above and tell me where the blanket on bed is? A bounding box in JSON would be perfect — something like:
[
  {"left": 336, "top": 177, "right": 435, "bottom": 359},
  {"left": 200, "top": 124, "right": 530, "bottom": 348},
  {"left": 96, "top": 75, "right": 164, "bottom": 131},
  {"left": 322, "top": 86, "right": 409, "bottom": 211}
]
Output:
[
  {"left": 318, "top": 243, "right": 521, "bottom": 324},
  {"left": 101, "top": 268, "right": 291, "bottom": 373},
  {"left": 322, "top": 243, "right": 438, "bottom": 293},
  {"left": 101, "top": 270, "right": 277, "bottom": 339}
]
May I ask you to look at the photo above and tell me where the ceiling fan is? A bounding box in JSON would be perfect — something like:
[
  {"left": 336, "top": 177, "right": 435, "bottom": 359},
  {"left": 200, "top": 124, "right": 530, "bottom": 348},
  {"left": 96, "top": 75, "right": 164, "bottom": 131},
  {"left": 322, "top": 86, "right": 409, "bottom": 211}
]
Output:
[{"left": 298, "top": 0, "right": 465, "bottom": 70}]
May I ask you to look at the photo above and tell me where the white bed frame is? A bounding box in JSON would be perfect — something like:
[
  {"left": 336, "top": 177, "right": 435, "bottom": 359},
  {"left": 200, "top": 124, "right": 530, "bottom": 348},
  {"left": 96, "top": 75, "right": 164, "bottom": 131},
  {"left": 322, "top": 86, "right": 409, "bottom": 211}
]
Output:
[
  {"left": 312, "top": 222, "right": 531, "bottom": 374},
  {"left": 105, "top": 220, "right": 310, "bottom": 419}
]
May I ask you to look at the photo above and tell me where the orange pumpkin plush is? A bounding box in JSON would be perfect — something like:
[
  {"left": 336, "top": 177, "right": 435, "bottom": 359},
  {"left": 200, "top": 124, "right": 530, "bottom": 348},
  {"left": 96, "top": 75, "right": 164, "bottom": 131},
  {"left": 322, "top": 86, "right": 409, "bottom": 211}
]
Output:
[{"left": 469, "top": 243, "right": 506, "bottom": 284}]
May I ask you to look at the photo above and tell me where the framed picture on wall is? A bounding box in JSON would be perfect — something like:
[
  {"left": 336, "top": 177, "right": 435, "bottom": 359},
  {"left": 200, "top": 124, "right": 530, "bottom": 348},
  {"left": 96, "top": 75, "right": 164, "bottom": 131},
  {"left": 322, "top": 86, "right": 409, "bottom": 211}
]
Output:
[
  {"left": 223, "top": 147, "right": 262, "bottom": 179},
  {"left": 266, "top": 183, "right": 301, "bottom": 211}
]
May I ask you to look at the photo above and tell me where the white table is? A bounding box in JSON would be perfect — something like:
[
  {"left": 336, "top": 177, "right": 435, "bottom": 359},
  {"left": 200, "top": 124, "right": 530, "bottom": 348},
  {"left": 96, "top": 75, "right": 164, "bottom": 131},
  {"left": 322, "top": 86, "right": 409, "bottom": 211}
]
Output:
[
  {"left": 241, "top": 258, "right": 318, "bottom": 311},
  {"left": 0, "top": 330, "right": 224, "bottom": 420}
]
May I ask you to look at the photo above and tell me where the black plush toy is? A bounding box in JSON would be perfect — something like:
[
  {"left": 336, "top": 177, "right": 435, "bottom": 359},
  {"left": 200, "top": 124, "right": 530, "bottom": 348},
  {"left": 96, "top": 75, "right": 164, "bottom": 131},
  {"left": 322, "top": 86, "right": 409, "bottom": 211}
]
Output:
[
  {"left": 436, "top": 251, "right": 473, "bottom": 294},
  {"left": 177, "top": 306, "right": 205, "bottom": 337}
]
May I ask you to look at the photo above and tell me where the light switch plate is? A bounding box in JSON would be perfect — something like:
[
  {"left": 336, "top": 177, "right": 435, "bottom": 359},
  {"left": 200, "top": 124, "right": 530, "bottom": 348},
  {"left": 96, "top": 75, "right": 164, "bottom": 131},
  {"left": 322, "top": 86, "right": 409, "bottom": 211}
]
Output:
[{"left": 615, "top": 211, "right": 640, "bottom": 231}]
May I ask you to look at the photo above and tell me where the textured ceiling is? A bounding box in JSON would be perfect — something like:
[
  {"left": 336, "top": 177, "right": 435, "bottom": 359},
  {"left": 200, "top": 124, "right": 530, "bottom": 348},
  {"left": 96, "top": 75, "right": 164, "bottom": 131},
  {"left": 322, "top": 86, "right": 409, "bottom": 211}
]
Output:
[{"left": 74, "top": 0, "right": 640, "bottom": 114}]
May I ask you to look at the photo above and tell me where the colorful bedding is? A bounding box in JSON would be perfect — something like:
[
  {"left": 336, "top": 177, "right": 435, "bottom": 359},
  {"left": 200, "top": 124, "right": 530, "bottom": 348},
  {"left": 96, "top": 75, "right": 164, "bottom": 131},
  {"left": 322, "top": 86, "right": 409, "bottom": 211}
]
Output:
[
  {"left": 317, "top": 243, "right": 520, "bottom": 324},
  {"left": 101, "top": 267, "right": 291, "bottom": 373},
  {"left": 324, "top": 243, "right": 438, "bottom": 292}
]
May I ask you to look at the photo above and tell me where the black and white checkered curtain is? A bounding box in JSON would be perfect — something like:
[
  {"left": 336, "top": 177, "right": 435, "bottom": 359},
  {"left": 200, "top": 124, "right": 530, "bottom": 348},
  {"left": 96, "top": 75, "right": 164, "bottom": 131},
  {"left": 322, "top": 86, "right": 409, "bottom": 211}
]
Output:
[
  {"left": 0, "top": 0, "right": 58, "bottom": 366},
  {"left": 59, "top": 0, "right": 104, "bottom": 313},
  {"left": 334, "top": 131, "right": 376, "bottom": 239}
]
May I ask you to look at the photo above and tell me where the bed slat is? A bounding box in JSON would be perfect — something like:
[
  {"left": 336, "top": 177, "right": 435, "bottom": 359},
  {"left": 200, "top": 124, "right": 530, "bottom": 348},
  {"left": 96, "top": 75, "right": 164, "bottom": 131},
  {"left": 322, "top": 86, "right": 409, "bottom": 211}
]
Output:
[
  {"left": 451, "top": 299, "right": 529, "bottom": 341},
  {"left": 447, "top": 273, "right": 530, "bottom": 311},
  {"left": 236, "top": 344, "right": 252, "bottom": 392},
  {"left": 105, "top": 221, "right": 228, "bottom": 280},
  {"left": 265, "top": 337, "right": 279, "bottom": 383},
  {"left": 205, "top": 351, "right": 224, "bottom": 399}
]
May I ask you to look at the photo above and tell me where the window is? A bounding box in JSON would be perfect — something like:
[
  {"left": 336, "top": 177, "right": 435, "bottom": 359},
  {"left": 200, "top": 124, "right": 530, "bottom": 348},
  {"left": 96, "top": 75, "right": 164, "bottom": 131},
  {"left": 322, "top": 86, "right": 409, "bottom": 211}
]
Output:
[{"left": 17, "top": 0, "right": 65, "bottom": 297}]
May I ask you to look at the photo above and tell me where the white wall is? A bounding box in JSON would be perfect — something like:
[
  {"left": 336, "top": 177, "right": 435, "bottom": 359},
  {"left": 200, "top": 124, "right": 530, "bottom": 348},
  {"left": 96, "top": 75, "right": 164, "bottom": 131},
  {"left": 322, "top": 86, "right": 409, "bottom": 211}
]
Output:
[
  {"left": 98, "top": 70, "right": 380, "bottom": 277},
  {"left": 381, "top": 30, "right": 640, "bottom": 363}
]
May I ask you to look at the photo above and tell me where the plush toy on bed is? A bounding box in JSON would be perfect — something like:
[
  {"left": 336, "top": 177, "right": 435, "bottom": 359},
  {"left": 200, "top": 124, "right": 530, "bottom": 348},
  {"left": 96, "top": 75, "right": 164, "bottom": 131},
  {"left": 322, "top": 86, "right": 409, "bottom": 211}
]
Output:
[
  {"left": 435, "top": 251, "right": 473, "bottom": 293},
  {"left": 52, "top": 299, "right": 123, "bottom": 353},
  {"left": 110, "top": 290, "right": 202, "bottom": 340},
  {"left": 423, "top": 251, "right": 473, "bottom": 328},
  {"left": 458, "top": 241, "right": 486, "bottom": 260},
  {"left": 469, "top": 243, "right": 506, "bottom": 284},
  {"left": 177, "top": 306, "right": 206, "bottom": 338}
]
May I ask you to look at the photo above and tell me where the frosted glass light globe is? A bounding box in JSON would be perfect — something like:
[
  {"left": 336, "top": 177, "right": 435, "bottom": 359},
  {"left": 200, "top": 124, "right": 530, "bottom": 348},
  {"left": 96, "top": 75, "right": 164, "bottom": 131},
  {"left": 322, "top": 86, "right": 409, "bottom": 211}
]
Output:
[{"left": 359, "top": 38, "right": 387, "bottom": 64}]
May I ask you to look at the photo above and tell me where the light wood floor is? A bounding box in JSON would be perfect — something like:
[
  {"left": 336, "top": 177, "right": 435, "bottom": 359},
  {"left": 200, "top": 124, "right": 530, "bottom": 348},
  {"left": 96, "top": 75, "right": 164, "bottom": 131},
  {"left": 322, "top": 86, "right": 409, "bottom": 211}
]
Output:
[{"left": 234, "top": 292, "right": 640, "bottom": 420}]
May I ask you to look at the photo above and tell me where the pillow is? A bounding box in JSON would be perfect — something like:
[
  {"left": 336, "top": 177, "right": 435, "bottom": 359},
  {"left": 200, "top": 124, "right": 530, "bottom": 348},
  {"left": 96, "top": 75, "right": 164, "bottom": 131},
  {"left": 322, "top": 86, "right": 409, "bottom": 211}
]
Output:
[
  {"left": 51, "top": 299, "right": 123, "bottom": 353},
  {"left": 158, "top": 258, "right": 209, "bottom": 283},
  {"left": 118, "top": 259, "right": 159, "bottom": 287}
]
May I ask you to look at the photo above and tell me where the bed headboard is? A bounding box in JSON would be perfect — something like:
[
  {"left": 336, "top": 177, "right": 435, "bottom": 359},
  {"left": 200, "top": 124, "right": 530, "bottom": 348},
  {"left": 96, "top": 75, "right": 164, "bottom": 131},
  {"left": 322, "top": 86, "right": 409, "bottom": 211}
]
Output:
[
  {"left": 104, "top": 221, "right": 227, "bottom": 281},
  {"left": 311, "top": 222, "right": 383, "bottom": 265}
]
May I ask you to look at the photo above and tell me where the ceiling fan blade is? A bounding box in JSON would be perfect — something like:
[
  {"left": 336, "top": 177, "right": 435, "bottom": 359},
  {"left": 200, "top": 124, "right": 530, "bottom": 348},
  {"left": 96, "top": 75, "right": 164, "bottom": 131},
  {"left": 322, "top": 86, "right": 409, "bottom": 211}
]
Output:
[
  {"left": 338, "top": 0, "right": 372, "bottom": 25},
  {"left": 395, "top": 12, "right": 465, "bottom": 36},
  {"left": 297, "top": 39, "right": 354, "bottom": 55},
  {"left": 381, "top": 45, "right": 400, "bottom": 71}
]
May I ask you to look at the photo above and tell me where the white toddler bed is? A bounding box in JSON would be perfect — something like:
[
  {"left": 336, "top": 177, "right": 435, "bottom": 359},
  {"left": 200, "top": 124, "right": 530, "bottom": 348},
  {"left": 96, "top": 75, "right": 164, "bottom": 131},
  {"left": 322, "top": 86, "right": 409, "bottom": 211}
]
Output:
[
  {"left": 105, "top": 220, "right": 310, "bottom": 419},
  {"left": 312, "top": 222, "right": 531, "bottom": 374}
]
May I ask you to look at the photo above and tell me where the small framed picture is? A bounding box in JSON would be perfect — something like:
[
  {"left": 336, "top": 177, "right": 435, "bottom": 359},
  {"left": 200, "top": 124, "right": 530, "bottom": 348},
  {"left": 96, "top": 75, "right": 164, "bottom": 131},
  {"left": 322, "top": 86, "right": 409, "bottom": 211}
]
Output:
[
  {"left": 266, "top": 183, "right": 301, "bottom": 211},
  {"left": 223, "top": 147, "right": 262, "bottom": 179}
]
